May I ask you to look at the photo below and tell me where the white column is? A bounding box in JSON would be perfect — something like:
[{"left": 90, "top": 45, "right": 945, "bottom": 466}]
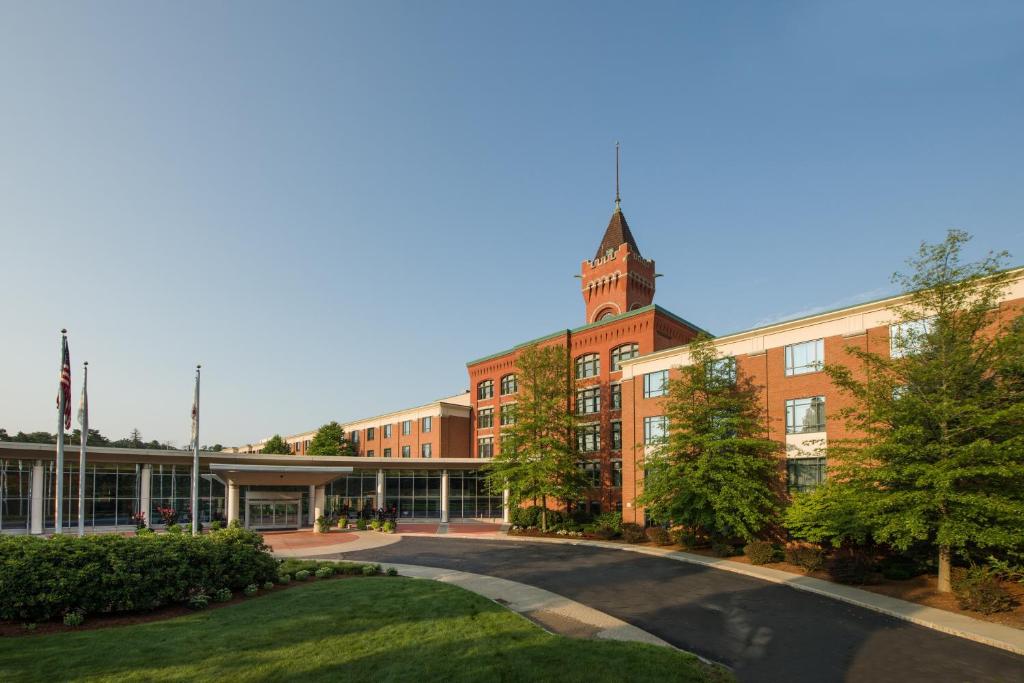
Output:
[
  {"left": 440, "top": 470, "right": 449, "bottom": 523},
  {"left": 376, "top": 468, "right": 384, "bottom": 510},
  {"left": 313, "top": 485, "right": 327, "bottom": 532},
  {"left": 502, "top": 488, "right": 510, "bottom": 524},
  {"left": 31, "top": 460, "right": 44, "bottom": 534},
  {"left": 308, "top": 484, "right": 316, "bottom": 526},
  {"left": 139, "top": 465, "right": 152, "bottom": 528},
  {"left": 227, "top": 482, "right": 240, "bottom": 526}
]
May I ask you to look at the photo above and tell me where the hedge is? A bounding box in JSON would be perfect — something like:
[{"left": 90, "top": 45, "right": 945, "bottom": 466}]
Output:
[{"left": 0, "top": 527, "right": 278, "bottom": 623}]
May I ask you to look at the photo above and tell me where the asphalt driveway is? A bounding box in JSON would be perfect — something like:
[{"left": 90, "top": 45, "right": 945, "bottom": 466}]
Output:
[{"left": 324, "top": 536, "right": 1024, "bottom": 683}]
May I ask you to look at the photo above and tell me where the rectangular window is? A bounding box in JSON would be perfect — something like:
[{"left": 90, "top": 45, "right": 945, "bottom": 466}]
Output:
[
  {"left": 421, "top": 416, "right": 432, "bottom": 433},
  {"left": 421, "top": 443, "right": 432, "bottom": 458},
  {"left": 577, "top": 424, "right": 601, "bottom": 453},
  {"left": 500, "top": 404, "right": 516, "bottom": 426},
  {"left": 707, "top": 357, "right": 737, "bottom": 386},
  {"left": 643, "top": 370, "right": 669, "bottom": 398},
  {"left": 478, "top": 437, "right": 494, "bottom": 458},
  {"left": 477, "top": 380, "right": 494, "bottom": 400},
  {"left": 576, "top": 387, "right": 601, "bottom": 415},
  {"left": 581, "top": 460, "right": 602, "bottom": 487},
  {"left": 367, "top": 450, "right": 375, "bottom": 458},
  {"left": 401, "top": 445, "right": 411, "bottom": 458},
  {"left": 383, "top": 424, "right": 392, "bottom": 439},
  {"left": 787, "top": 457, "right": 826, "bottom": 493},
  {"left": 785, "top": 339, "right": 824, "bottom": 376},
  {"left": 610, "top": 383, "right": 621, "bottom": 410},
  {"left": 478, "top": 408, "right": 493, "bottom": 429},
  {"left": 611, "top": 343, "right": 639, "bottom": 371},
  {"left": 611, "top": 460, "right": 622, "bottom": 486},
  {"left": 644, "top": 415, "right": 668, "bottom": 445},
  {"left": 786, "top": 396, "right": 826, "bottom": 434},
  {"left": 351, "top": 430, "right": 360, "bottom": 444},
  {"left": 366, "top": 427, "right": 375, "bottom": 441},
  {"left": 890, "top": 318, "right": 933, "bottom": 358},
  {"left": 384, "top": 448, "right": 392, "bottom": 458},
  {"left": 401, "top": 420, "right": 412, "bottom": 435},
  {"left": 610, "top": 420, "right": 622, "bottom": 450},
  {"left": 575, "top": 353, "right": 600, "bottom": 379}
]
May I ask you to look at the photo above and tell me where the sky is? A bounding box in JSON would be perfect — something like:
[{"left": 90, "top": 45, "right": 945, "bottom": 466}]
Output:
[{"left": 1, "top": 1, "right": 1023, "bottom": 447}]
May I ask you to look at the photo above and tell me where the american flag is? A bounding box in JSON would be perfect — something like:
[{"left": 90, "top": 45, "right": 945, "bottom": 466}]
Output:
[{"left": 57, "top": 335, "right": 71, "bottom": 430}]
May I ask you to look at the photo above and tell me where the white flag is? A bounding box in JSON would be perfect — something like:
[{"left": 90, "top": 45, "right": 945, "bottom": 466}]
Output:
[
  {"left": 190, "top": 371, "right": 200, "bottom": 446},
  {"left": 77, "top": 367, "right": 89, "bottom": 435}
]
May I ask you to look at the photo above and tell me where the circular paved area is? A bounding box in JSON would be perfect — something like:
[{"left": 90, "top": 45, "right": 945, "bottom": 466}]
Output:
[{"left": 313, "top": 536, "right": 1024, "bottom": 683}]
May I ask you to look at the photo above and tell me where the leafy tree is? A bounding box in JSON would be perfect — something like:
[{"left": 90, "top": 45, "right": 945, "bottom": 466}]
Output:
[
  {"left": 129, "top": 429, "right": 143, "bottom": 448},
  {"left": 262, "top": 434, "right": 291, "bottom": 455},
  {"left": 810, "top": 230, "right": 1024, "bottom": 592},
  {"left": 638, "top": 336, "right": 781, "bottom": 542},
  {"left": 67, "top": 429, "right": 110, "bottom": 446},
  {"left": 485, "top": 343, "right": 587, "bottom": 531},
  {"left": 307, "top": 421, "right": 355, "bottom": 456},
  {"left": 0, "top": 428, "right": 8, "bottom": 441},
  {"left": 13, "top": 431, "right": 56, "bottom": 444}
]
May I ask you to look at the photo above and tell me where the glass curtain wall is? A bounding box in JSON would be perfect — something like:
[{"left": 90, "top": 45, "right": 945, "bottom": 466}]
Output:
[
  {"left": 44, "top": 462, "right": 141, "bottom": 530},
  {"left": 0, "top": 459, "right": 32, "bottom": 532},
  {"left": 448, "top": 470, "right": 503, "bottom": 519},
  {"left": 150, "top": 465, "right": 225, "bottom": 525},
  {"left": 384, "top": 470, "right": 441, "bottom": 519},
  {"left": 325, "top": 470, "right": 378, "bottom": 517}
]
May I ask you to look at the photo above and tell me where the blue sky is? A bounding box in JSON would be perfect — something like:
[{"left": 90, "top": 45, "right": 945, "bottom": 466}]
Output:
[{"left": 2, "top": 2, "right": 1023, "bottom": 446}]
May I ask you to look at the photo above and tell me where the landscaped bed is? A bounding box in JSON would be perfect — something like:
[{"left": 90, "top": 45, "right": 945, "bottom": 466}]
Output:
[{"left": 0, "top": 575, "right": 728, "bottom": 682}]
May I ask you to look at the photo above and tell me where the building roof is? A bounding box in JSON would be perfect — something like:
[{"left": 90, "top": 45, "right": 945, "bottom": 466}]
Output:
[{"left": 595, "top": 207, "right": 641, "bottom": 260}]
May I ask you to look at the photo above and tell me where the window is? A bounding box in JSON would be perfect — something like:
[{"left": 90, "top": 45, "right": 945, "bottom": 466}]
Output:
[
  {"left": 401, "top": 445, "right": 411, "bottom": 458},
  {"left": 644, "top": 416, "right": 668, "bottom": 445},
  {"left": 785, "top": 339, "right": 824, "bottom": 376},
  {"left": 401, "top": 420, "right": 412, "bottom": 435},
  {"left": 644, "top": 370, "right": 669, "bottom": 398},
  {"left": 611, "top": 460, "right": 622, "bottom": 487},
  {"left": 581, "top": 461, "right": 602, "bottom": 487},
  {"left": 421, "top": 443, "right": 432, "bottom": 458},
  {"left": 384, "top": 448, "right": 392, "bottom": 458},
  {"left": 500, "top": 374, "right": 518, "bottom": 395},
  {"left": 500, "top": 404, "right": 516, "bottom": 426},
  {"left": 577, "top": 424, "right": 601, "bottom": 453},
  {"left": 478, "top": 437, "right": 494, "bottom": 458},
  {"left": 890, "top": 318, "right": 934, "bottom": 358},
  {"left": 610, "top": 420, "right": 622, "bottom": 450},
  {"left": 576, "top": 387, "right": 601, "bottom": 415},
  {"left": 610, "top": 383, "right": 621, "bottom": 410},
  {"left": 575, "top": 353, "right": 600, "bottom": 379},
  {"left": 351, "top": 430, "right": 360, "bottom": 444},
  {"left": 477, "top": 408, "right": 493, "bottom": 429},
  {"left": 383, "top": 424, "right": 392, "bottom": 439},
  {"left": 366, "top": 427, "right": 375, "bottom": 441},
  {"left": 786, "top": 396, "right": 826, "bottom": 434},
  {"left": 367, "top": 450, "right": 375, "bottom": 458},
  {"left": 477, "top": 379, "right": 494, "bottom": 400},
  {"left": 421, "top": 416, "right": 432, "bottom": 433},
  {"left": 787, "top": 457, "right": 826, "bottom": 493},
  {"left": 707, "top": 357, "right": 737, "bottom": 386},
  {"left": 610, "top": 343, "right": 639, "bottom": 371}
]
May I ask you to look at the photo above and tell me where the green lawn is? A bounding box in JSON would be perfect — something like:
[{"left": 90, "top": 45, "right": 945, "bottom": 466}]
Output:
[{"left": 0, "top": 576, "right": 727, "bottom": 682}]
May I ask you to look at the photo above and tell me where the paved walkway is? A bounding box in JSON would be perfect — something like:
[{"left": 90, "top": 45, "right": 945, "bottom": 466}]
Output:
[{"left": 315, "top": 536, "right": 1024, "bottom": 683}]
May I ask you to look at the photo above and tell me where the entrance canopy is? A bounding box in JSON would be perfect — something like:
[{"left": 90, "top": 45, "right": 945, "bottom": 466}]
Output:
[{"left": 210, "top": 464, "right": 353, "bottom": 487}]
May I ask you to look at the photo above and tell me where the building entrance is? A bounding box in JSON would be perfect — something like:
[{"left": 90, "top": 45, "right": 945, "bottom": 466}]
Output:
[{"left": 245, "top": 492, "right": 303, "bottom": 530}]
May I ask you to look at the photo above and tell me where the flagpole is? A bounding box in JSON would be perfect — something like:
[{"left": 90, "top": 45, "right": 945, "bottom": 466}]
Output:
[
  {"left": 191, "top": 365, "right": 201, "bottom": 536},
  {"left": 78, "top": 361, "right": 88, "bottom": 537},
  {"left": 55, "top": 329, "right": 67, "bottom": 535}
]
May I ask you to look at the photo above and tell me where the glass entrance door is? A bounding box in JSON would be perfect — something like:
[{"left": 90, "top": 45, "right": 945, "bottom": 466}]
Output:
[{"left": 246, "top": 499, "right": 301, "bottom": 529}]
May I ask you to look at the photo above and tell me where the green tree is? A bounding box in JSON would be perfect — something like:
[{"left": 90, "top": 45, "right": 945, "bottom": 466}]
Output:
[
  {"left": 13, "top": 431, "right": 55, "bottom": 444},
  {"left": 262, "top": 434, "right": 291, "bottom": 455},
  {"left": 307, "top": 421, "right": 355, "bottom": 456},
  {"left": 485, "top": 343, "right": 587, "bottom": 531},
  {"left": 0, "top": 428, "right": 8, "bottom": 441},
  {"left": 68, "top": 429, "right": 110, "bottom": 446},
  {"left": 807, "top": 230, "right": 1024, "bottom": 592},
  {"left": 638, "top": 336, "right": 781, "bottom": 542}
]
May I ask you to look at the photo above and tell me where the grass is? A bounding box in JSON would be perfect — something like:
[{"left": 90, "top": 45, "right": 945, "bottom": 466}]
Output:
[{"left": 0, "top": 577, "right": 726, "bottom": 682}]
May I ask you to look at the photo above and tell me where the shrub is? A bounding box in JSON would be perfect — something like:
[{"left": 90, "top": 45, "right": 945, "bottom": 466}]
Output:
[
  {"left": 188, "top": 590, "right": 210, "bottom": 610},
  {"left": 315, "top": 566, "right": 334, "bottom": 579},
  {"left": 136, "top": 527, "right": 154, "bottom": 537},
  {"left": 229, "top": 519, "right": 242, "bottom": 529},
  {"left": 210, "top": 521, "right": 224, "bottom": 532},
  {"left": 295, "top": 570, "right": 311, "bottom": 582},
  {"left": 156, "top": 506, "right": 179, "bottom": 526},
  {"left": 62, "top": 609, "right": 85, "bottom": 627},
  {"left": 361, "top": 565, "right": 377, "bottom": 576},
  {"left": 386, "top": 567, "right": 399, "bottom": 577},
  {"left": 711, "top": 541, "right": 741, "bottom": 558},
  {"left": 621, "top": 523, "right": 646, "bottom": 544},
  {"left": 879, "top": 555, "right": 925, "bottom": 581},
  {"left": 337, "top": 517, "right": 348, "bottom": 529},
  {"left": 166, "top": 523, "right": 182, "bottom": 534},
  {"left": 244, "top": 583, "right": 258, "bottom": 597},
  {"left": 645, "top": 527, "right": 671, "bottom": 546},
  {"left": 262, "top": 581, "right": 275, "bottom": 591},
  {"left": 670, "top": 529, "right": 699, "bottom": 549},
  {"left": 592, "top": 512, "right": 622, "bottom": 533},
  {"left": 214, "top": 588, "right": 232, "bottom": 603},
  {"left": 0, "top": 527, "right": 277, "bottom": 623},
  {"left": 953, "top": 567, "right": 1017, "bottom": 614},
  {"left": 510, "top": 506, "right": 541, "bottom": 528},
  {"left": 131, "top": 511, "right": 147, "bottom": 530},
  {"left": 785, "top": 545, "right": 825, "bottom": 573},
  {"left": 827, "top": 550, "right": 874, "bottom": 585},
  {"left": 278, "top": 573, "right": 292, "bottom": 585},
  {"left": 744, "top": 541, "right": 776, "bottom": 565},
  {"left": 356, "top": 518, "right": 367, "bottom": 531},
  {"left": 369, "top": 519, "right": 381, "bottom": 531},
  {"left": 382, "top": 520, "right": 395, "bottom": 533}
]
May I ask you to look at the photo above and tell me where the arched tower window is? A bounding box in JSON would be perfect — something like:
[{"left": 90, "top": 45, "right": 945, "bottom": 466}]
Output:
[{"left": 610, "top": 343, "right": 639, "bottom": 371}]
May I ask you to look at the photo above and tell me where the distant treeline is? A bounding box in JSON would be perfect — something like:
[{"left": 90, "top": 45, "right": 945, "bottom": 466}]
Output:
[{"left": 0, "top": 427, "right": 222, "bottom": 452}]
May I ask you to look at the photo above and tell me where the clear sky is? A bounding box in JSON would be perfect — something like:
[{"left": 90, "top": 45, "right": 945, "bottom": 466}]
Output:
[{"left": 2, "top": 2, "right": 1022, "bottom": 447}]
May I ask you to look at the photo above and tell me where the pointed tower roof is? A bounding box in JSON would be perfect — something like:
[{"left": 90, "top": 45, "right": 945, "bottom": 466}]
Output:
[{"left": 595, "top": 206, "right": 641, "bottom": 260}]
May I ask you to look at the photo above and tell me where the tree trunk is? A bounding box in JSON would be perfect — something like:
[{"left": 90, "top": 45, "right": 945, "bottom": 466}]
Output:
[
  {"left": 541, "top": 495, "right": 547, "bottom": 532},
  {"left": 937, "top": 545, "right": 952, "bottom": 593}
]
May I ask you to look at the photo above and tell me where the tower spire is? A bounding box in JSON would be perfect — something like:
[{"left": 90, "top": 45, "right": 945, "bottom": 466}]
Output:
[{"left": 614, "top": 141, "right": 621, "bottom": 211}]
